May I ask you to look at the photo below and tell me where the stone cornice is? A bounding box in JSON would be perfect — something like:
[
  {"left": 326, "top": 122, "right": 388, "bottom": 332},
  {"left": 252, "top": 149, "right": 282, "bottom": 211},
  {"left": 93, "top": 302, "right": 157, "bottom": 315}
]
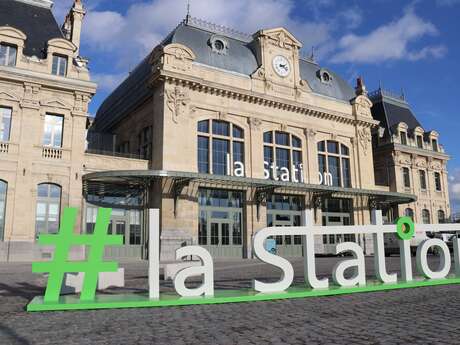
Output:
[
  {"left": 153, "top": 70, "right": 379, "bottom": 129},
  {"left": 0, "top": 66, "right": 97, "bottom": 95},
  {"left": 393, "top": 143, "right": 450, "bottom": 160}
]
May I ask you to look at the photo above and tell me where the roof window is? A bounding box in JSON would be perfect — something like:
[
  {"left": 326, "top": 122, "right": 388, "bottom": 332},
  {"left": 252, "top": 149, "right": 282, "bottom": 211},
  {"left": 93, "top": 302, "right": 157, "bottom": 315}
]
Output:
[{"left": 209, "top": 35, "right": 228, "bottom": 55}]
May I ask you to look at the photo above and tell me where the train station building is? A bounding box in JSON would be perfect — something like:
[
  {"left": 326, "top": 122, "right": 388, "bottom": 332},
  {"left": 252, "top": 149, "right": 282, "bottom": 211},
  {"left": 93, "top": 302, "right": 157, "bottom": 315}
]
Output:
[{"left": 0, "top": 0, "right": 451, "bottom": 261}]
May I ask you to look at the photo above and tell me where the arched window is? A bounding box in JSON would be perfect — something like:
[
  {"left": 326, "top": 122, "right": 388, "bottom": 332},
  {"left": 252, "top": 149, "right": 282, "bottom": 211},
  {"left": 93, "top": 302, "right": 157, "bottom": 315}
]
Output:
[
  {"left": 35, "top": 183, "right": 62, "bottom": 237},
  {"left": 438, "top": 210, "right": 446, "bottom": 224},
  {"left": 197, "top": 120, "right": 244, "bottom": 176},
  {"left": 404, "top": 208, "right": 414, "bottom": 221},
  {"left": 264, "top": 131, "right": 303, "bottom": 182},
  {"left": 0, "top": 180, "right": 7, "bottom": 241},
  {"left": 422, "top": 209, "right": 430, "bottom": 224},
  {"left": 317, "top": 141, "right": 351, "bottom": 187}
]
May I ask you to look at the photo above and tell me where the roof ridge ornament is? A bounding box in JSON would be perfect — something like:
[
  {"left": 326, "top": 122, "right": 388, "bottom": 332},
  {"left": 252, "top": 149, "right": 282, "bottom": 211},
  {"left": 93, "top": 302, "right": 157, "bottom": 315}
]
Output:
[{"left": 184, "top": 16, "right": 253, "bottom": 42}]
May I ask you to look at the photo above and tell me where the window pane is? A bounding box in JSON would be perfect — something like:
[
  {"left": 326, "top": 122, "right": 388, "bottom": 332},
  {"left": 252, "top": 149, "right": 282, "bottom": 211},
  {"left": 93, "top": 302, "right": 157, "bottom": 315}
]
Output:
[
  {"left": 317, "top": 141, "right": 325, "bottom": 152},
  {"left": 0, "top": 45, "right": 6, "bottom": 65},
  {"left": 342, "top": 158, "right": 351, "bottom": 188},
  {"left": 264, "top": 146, "right": 274, "bottom": 179},
  {"left": 400, "top": 132, "right": 407, "bottom": 145},
  {"left": 233, "top": 141, "right": 244, "bottom": 165},
  {"left": 212, "top": 138, "right": 229, "bottom": 175},
  {"left": 59, "top": 57, "right": 67, "bottom": 76},
  {"left": 435, "top": 173, "right": 442, "bottom": 191},
  {"left": 7, "top": 46, "right": 17, "bottom": 66},
  {"left": 292, "top": 150, "right": 302, "bottom": 181},
  {"left": 212, "top": 120, "right": 229, "bottom": 136},
  {"left": 43, "top": 115, "right": 63, "bottom": 148},
  {"left": 341, "top": 144, "right": 349, "bottom": 156},
  {"left": 432, "top": 139, "right": 438, "bottom": 152},
  {"left": 198, "top": 211, "right": 207, "bottom": 245},
  {"left": 197, "top": 120, "right": 209, "bottom": 133},
  {"left": 327, "top": 141, "right": 339, "bottom": 154},
  {"left": 292, "top": 136, "right": 301, "bottom": 148},
  {"left": 419, "top": 171, "right": 427, "bottom": 190},
  {"left": 36, "top": 184, "right": 61, "bottom": 236},
  {"left": 211, "top": 223, "right": 219, "bottom": 245},
  {"left": 417, "top": 136, "right": 423, "bottom": 149},
  {"left": 1, "top": 107, "right": 12, "bottom": 142},
  {"left": 233, "top": 213, "right": 242, "bottom": 245},
  {"left": 275, "top": 132, "right": 289, "bottom": 146},
  {"left": 232, "top": 125, "right": 244, "bottom": 139},
  {"left": 318, "top": 154, "right": 326, "bottom": 174},
  {"left": 276, "top": 148, "right": 289, "bottom": 179},
  {"left": 0, "top": 44, "right": 17, "bottom": 66},
  {"left": 198, "top": 136, "right": 209, "bottom": 173},
  {"left": 263, "top": 131, "right": 273, "bottom": 144},
  {"left": 328, "top": 156, "right": 341, "bottom": 186}
]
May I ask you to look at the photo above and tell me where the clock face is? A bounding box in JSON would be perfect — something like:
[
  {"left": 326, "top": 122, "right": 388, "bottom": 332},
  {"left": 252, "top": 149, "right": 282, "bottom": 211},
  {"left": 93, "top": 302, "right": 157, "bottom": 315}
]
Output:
[{"left": 272, "top": 55, "right": 291, "bottom": 77}]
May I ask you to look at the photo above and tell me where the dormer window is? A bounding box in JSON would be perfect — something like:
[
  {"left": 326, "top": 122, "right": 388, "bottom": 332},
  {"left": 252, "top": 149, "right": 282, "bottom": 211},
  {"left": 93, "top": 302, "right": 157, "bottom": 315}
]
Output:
[
  {"left": 416, "top": 135, "right": 423, "bottom": 149},
  {"left": 52, "top": 54, "right": 67, "bottom": 76},
  {"left": 0, "top": 43, "right": 17, "bottom": 67},
  {"left": 400, "top": 131, "right": 407, "bottom": 145},
  {"left": 318, "top": 69, "right": 333, "bottom": 84},
  {"left": 209, "top": 35, "right": 228, "bottom": 55},
  {"left": 432, "top": 139, "right": 438, "bottom": 152}
]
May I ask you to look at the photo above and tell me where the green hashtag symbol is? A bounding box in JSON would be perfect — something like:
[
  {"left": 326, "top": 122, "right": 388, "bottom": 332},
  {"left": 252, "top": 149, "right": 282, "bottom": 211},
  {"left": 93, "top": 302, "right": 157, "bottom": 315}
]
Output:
[{"left": 32, "top": 208, "right": 123, "bottom": 303}]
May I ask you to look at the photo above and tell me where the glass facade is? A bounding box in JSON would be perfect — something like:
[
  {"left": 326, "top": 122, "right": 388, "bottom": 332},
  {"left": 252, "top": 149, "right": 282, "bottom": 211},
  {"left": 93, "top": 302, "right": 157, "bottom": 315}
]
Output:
[
  {"left": 0, "top": 107, "right": 12, "bottom": 142},
  {"left": 35, "top": 183, "right": 61, "bottom": 237},
  {"left": 0, "top": 180, "right": 6, "bottom": 241},
  {"left": 267, "top": 195, "right": 302, "bottom": 247},
  {"left": 317, "top": 141, "right": 351, "bottom": 187},
  {"left": 197, "top": 120, "right": 244, "bottom": 176}
]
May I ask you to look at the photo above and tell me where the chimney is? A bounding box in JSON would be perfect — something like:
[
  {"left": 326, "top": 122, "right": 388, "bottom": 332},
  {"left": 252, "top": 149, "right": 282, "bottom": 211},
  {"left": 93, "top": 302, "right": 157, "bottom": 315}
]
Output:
[{"left": 63, "top": 0, "right": 86, "bottom": 55}]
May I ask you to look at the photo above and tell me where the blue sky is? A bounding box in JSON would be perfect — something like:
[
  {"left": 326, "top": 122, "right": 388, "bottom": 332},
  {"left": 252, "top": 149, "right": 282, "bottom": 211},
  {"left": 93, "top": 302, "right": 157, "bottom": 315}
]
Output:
[{"left": 53, "top": 0, "right": 460, "bottom": 211}]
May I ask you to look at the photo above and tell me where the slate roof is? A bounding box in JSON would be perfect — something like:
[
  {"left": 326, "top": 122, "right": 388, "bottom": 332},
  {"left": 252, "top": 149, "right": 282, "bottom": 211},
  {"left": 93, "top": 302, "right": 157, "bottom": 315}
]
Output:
[
  {"left": 369, "top": 89, "right": 423, "bottom": 137},
  {"left": 95, "top": 19, "right": 356, "bottom": 132},
  {"left": 0, "top": 0, "right": 63, "bottom": 59}
]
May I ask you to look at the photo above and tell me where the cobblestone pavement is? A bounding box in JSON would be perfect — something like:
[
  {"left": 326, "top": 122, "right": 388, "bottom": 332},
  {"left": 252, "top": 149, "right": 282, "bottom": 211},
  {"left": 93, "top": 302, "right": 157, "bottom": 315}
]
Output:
[{"left": 1, "top": 256, "right": 460, "bottom": 345}]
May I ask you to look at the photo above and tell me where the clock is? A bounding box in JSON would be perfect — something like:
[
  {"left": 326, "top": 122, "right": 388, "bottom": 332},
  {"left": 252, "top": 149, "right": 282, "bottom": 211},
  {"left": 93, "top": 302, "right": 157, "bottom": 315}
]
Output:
[{"left": 272, "top": 55, "right": 291, "bottom": 77}]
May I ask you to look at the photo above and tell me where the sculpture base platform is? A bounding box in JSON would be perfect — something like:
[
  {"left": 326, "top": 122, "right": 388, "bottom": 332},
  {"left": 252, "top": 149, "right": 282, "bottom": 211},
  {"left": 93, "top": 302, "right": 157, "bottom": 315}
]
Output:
[{"left": 27, "top": 277, "right": 460, "bottom": 312}]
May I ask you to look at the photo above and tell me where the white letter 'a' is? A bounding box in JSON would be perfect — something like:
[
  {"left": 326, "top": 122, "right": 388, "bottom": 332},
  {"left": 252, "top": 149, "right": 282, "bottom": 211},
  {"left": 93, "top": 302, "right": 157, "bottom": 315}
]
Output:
[
  {"left": 174, "top": 246, "right": 214, "bottom": 297},
  {"left": 332, "top": 242, "right": 366, "bottom": 287}
]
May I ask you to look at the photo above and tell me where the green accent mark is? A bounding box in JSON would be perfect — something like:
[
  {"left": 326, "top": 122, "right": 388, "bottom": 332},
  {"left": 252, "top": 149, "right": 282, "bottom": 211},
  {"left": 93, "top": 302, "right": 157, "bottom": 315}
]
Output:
[
  {"left": 32, "top": 208, "right": 123, "bottom": 303},
  {"left": 396, "top": 216, "right": 415, "bottom": 240},
  {"left": 27, "top": 277, "right": 460, "bottom": 312}
]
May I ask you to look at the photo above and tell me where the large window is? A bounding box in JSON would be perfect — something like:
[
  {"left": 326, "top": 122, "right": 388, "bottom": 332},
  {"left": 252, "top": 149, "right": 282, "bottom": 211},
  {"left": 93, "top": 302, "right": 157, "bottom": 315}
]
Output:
[
  {"left": 0, "top": 107, "right": 12, "bottom": 142},
  {"left": 404, "top": 208, "right": 414, "bottom": 221},
  {"left": 43, "top": 114, "right": 63, "bottom": 147},
  {"left": 197, "top": 120, "right": 244, "bottom": 176},
  {"left": 434, "top": 172, "right": 442, "bottom": 191},
  {"left": 264, "top": 131, "right": 303, "bottom": 182},
  {"left": 317, "top": 140, "right": 351, "bottom": 187},
  {"left": 0, "top": 180, "right": 6, "bottom": 241},
  {"left": 422, "top": 209, "right": 430, "bottom": 224},
  {"left": 416, "top": 135, "right": 423, "bottom": 149},
  {"left": 402, "top": 167, "right": 411, "bottom": 188},
  {"left": 438, "top": 210, "right": 446, "bottom": 224},
  {"left": 52, "top": 54, "right": 67, "bottom": 76},
  {"left": 0, "top": 43, "right": 17, "bottom": 67},
  {"left": 138, "top": 126, "right": 152, "bottom": 160},
  {"left": 419, "top": 170, "right": 427, "bottom": 190},
  {"left": 35, "top": 183, "right": 61, "bottom": 237}
]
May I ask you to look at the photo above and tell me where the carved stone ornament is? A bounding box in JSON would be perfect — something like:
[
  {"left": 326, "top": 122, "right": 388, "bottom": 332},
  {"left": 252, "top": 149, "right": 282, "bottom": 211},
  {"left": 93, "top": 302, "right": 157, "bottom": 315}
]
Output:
[
  {"left": 352, "top": 95, "right": 373, "bottom": 118},
  {"left": 280, "top": 123, "right": 288, "bottom": 132},
  {"left": 166, "top": 86, "right": 190, "bottom": 124},
  {"left": 248, "top": 117, "right": 262, "bottom": 130},
  {"left": 151, "top": 43, "right": 196, "bottom": 72},
  {"left": 304, "top": 128, "right": 317, "bottom": 138},
  {"left": 358, "top": 128, "right": 371, "bottom": 155}
]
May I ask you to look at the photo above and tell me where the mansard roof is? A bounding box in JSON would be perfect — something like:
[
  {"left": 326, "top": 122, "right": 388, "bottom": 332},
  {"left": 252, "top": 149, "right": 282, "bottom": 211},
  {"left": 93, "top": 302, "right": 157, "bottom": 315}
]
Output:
[
  {"left": 96, "top": 18, "right": 356, "bottom": 131},
  {"left": 369, "top": 88, "right": 423, "bottom": 137},
  {"left": 0, "top": 0, "right": 63, "bottom": 59}
]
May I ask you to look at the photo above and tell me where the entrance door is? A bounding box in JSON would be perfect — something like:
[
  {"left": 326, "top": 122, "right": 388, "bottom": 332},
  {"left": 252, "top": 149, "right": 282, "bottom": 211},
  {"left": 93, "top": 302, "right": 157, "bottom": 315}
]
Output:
[
  {"left": 86, "top": 206, "right": 143, "bottom": 260},
  {"left": 267, "top": 195, "right": 303, "bottom": 257},
  {"left": 321, "top": 198, "right": 355, "bottom": 255},
  {"left": 198, "top": 189, "right": 244, "bottom": 258}
]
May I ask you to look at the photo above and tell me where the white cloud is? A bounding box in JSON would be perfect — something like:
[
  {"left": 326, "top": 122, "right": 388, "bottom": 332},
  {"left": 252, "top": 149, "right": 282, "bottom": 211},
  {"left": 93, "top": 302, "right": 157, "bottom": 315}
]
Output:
[
  {"left": 80, "top": 0, "right": 336, "bottom": 68},
  {"left": 92, "top": 72, "right": 127, "bottom": 92},
  {"left": 331, "top": 9, "right": 446, "bottom": 63}
]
